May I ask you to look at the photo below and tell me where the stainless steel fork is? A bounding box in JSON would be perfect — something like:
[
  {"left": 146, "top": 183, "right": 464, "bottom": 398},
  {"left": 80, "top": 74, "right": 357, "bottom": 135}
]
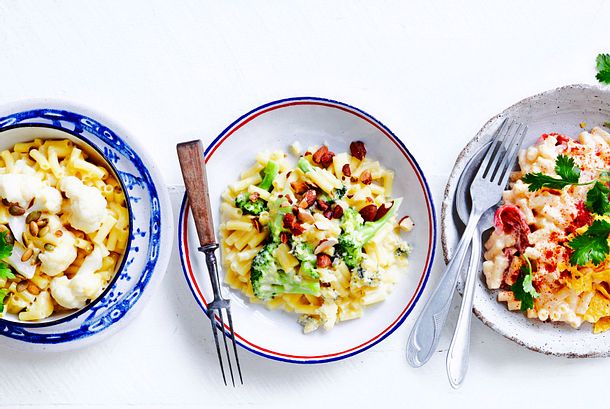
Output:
[
  {"left": 406, "top": 118, "right": 527, "bottom": 368},
  {"left": 177, "top": 140, "right": 243, "bottom": 387}
]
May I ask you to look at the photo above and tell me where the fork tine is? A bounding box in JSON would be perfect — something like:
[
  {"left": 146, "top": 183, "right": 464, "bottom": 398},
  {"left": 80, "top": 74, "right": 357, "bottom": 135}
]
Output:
[
  {"left": 227, "top": 309, "right": 244, "bottom": 385},
  {"left": 209, "top": 310, "right": 227, "bottom": 386},
  {"left": 477, "top": 118, "right": 508, "bottom": 179},
  {"left": 497, "top": 123, "right": 527, "bottom": 187},
  {"left": 226, "top": 309, "right": 243, "bottom": 385},
  {"left": 218, "top": 310, "right": 236, "bottom": 387},
  {"left": 486, "top": 120, "right": 513, "bottom": 181}
]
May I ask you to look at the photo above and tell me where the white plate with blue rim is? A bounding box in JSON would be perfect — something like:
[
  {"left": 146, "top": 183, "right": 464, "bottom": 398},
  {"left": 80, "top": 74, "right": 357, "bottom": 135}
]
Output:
[
  {"left": 0, "top": 101, "right": 173, "bottom": 351},
  {"left": 178, "top": 97, "right": 437, "bottom": 363}
]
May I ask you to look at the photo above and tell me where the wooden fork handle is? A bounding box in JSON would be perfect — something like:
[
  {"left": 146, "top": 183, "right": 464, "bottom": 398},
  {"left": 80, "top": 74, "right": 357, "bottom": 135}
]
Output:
[{"left": 177, "top": 140, "right": 216, "bottom": 247}]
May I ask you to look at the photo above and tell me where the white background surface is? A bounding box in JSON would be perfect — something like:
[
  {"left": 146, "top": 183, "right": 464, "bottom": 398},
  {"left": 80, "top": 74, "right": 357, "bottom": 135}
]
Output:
[{"left": 1, "top": 1, "right": 609, "bottom": 408}]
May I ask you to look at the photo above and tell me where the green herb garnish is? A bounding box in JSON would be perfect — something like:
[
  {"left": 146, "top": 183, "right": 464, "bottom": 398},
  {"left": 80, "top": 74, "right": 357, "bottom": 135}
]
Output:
[
  {"left": 567, "top": 219, "right": 610, "bottom": 266},
  {"left": 586, "top": 181, "right": 610, "bottom": 215},
  {"left": 522, "top": 154, "right": 586, "bottom": 191},
  {"left": 511, "top": 255, "right": 539, "bottom": 311},
  {"left": 0, "top": 231, "right": 14, "bottom": 280},
  {"left": 596, "top": 53, "right": 610, "bottom": 84},
  {"left": 0, "top": 289, "right": 7, "bottom": 313}
]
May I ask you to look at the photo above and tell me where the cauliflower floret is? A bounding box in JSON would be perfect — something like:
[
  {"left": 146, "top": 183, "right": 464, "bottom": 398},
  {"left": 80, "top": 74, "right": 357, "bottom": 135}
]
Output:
[
  {"left": 38, "top": 216, "right": 77, "bottom": 277},
  {"left": 50, "top": 245, "right": 108, "bottom": 309},
  {"left": 59, "top": 176, "right": 107, "bottom": 233},
  {"left": 18, "top": 290, "right": 54, "bottom": 321},
  {"left": 0, "top": 173, "right": 61, "bottom": 213}
]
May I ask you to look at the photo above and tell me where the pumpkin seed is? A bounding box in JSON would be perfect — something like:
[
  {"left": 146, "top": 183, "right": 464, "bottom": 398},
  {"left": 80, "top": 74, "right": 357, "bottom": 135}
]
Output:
[
  {"left": 37, "top": 218, "right": 48, "bottom": 228},
  {"left": 44, "top": 243, "right": 55, "bottom": 251},
  {"left": 39, "top": 226, "right": 50, "bottom": 237},
  {"left": 29, "top": 221, "right": 39, "bottom": 237},
  {"left": 22, "top": 232, "right": 29, "bottom": 246},
  {"left": 20, "top": 248, "right": 33, "bottom": 262},
  {"left": 8, "top": 205, "right": 25, "bottom": 216},
  {"left": 27, "top": 282, "right": 40, "bottom": 296},
  {"left": 25, "top": 211, "right": 42, "bottom": 224}
]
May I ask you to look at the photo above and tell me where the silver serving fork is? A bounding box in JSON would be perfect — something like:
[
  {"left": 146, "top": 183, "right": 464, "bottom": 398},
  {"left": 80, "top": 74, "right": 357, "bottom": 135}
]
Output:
[
  {"left": 406, "top": 118, "right": 527, "bottom": 368},
  {"left": 177, "top": 140, "right": 243, "bottom": 387}
]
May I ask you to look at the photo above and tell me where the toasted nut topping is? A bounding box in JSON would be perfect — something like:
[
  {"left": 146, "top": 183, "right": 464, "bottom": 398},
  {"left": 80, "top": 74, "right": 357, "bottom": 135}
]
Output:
[
  {"left": 332, "top": 204, "right": 344, "bottom": 219},
  {"left": 280, "top": 232, "right": 290, "bottom": 244},
  {"left": 342, "top": 164, "right": 351, "bottom": 177},
  {"left": 359, "top": 204, "right": 378, "bottom": 222},
  {"left": 39, "top": 226, "right": 50, "bottom": 237},
  {"left": 350, "top": 176, "right": 358, "bottom": 183},
  {"left": 316, "top": 199, "right": 329, "bottom": 211},
  {"left": 44, "top": 243, "right": 55, "bottom": 251},
  {"left": 21, "top": 248, "right": 33, "bottom": 262},
  {"left": 297, "top": 208, "right": 315, "bottom": 224},
  {"left": 290, "top": 181, "right": 309, "bottom": 194},
  {"left": 291, "top": 223, "right": 305, "bottom": 236},
  {"left": 283, "top": 213, "right": 297, "bottom": 229},
  {"left": 314, "top": 238, "right": 338, "bottom": 255},
  {"left": 316, "top": 254, "right": 332, "bottom": 268},
  {"left": 300, "top": 190, "right": 317, "bottom": 208},
  {"left": 26, "top": 211, "right": 42, "bottom": 224},
  {"left": 251, "top": 218, "right": 262, "bottom": 233},
  {"left": 319, "top": 151, "right": 335, "bottom": 168},
  {"left": 8, "top": 205, "right": 25, "bottom": 216},
  {"left": 16, "top": 281, "right": 27, "bottom": 292},
  {"left": 350, "top": 141, "right": 367, "bottom": 160},
  {"left": 29, "top": 221, "right": 39, "bottom": 237},
  {"left": 399, "top": 215, "right": 415, "bottom": 232},
  {"left": 37, "top": 218, "right": 49, "bottom": 228},
  {"left": 27, "top": 282, "right": 40, "bottom": 296},
  {"left": 360, "top": 170, "right": 372, "bottom": 185},
  {"left": 323, "top": 209, "right": 333, "bottom": 219},
  {"left": 312, "top": 145, "right": 329, "bottom": 165},
  {"left": 374, "top": 202, "right": 393, "bottom": 221}
]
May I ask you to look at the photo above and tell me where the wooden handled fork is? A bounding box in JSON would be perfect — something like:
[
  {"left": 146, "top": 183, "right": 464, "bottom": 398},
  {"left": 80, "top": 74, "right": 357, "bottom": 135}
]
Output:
[{"left": 177, "top": 140, "right": 243, "bottom": 386}]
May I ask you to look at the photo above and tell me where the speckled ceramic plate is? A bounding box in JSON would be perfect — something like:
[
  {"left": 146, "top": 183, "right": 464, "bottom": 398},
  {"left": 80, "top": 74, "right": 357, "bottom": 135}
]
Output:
[
  {"left": 442, "top": 84, "right": 610, "bottom": 358},
  {"left": 0, "top": 102, "right": 173, "bottom": 351}
]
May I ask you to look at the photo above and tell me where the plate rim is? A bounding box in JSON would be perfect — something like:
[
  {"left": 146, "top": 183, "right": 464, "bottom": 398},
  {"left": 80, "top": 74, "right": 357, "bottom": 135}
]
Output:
[
  {"left": 441, "top": 83, "right": 610, "bottom": 358},
  {"left": 178, "top": 96, "right": 437, "bottom": 364}
]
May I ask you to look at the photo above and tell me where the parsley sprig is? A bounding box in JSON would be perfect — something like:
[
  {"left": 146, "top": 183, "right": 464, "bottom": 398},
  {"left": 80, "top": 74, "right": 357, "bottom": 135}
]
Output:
[
  {"left": 0, "top": 231, "right": 14, "bottom": 280},
  {"left": 596, "top": 53, "right": 610, "bottom": 84},
  {"left": 510, "top": 255, "right": 539, "bottom": 311},
  {"left": 567, "top": 219, "right": 610, "bottom": 266},
  {"left": 0, "top": 289, "right": 7, "bottom": 313},
  {"left": 522, "top": 154, "right": 610, "bottom": 215}
]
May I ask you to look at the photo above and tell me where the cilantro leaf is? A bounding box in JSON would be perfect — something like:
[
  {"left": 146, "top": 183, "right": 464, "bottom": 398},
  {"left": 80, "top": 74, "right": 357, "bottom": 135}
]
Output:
[
  {"left": 0, "top": 231, "right": 13, "bottom": 260},
  {"left": 596, "top": 53, "right": 610, "bottom": 84},
  {"left": 0, "top": 263, "right": 14, "bottom": 280},
  {"left": 586, "top": 181, "right": 610, "bottom": 215},
  {"left": 522, "top": 154, "right": 581, "bottom": 191},
  {"left": 0, "top": 289, "right": 7, "bottom": 313},
  {"left": 510, "top": 257, "right": 539, "bottom": 311},
  {"left": 568, "top": 219, "right": 610, "bottom": 266},
  {"left": 555, "top": 154, "right": 581, "bottom": 183}
]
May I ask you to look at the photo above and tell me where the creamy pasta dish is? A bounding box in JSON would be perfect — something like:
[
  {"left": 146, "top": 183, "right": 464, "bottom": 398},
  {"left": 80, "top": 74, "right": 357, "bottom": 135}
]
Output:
[
  {"left": 0, "top": 138, "right": 129, "bottom": 322},
  {"left": 220, "top": 141, "right": 414, "bottom": 333},
  {"left": 483, "top": 126, "right": 610, "bottom": 333}
]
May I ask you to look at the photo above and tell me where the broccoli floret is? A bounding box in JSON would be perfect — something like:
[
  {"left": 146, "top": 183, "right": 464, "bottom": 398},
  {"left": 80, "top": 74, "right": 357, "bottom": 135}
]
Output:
[
  {"left": 337, "top": 198, "right": 402, "bottom": 269},
  {"left": 235, "top": 193, "right": 267, "bottom": 215},
  {"left": 297, "top": 157, "right": 314, "bottom": 173},
  {"left": 259, "top": 160, "right": 279, "bottom": 191},
  {"left": 268, "top": 199, "right": 292, "bottom": 242},
  {"left": 333, "top": 185, "right": 347, "bottom": 199},
  {"left": 250, "top": 243, "right": 320, "bottom": 301},
  {"left": 290, "top": 239, "right": 319, "bottom": 279}
]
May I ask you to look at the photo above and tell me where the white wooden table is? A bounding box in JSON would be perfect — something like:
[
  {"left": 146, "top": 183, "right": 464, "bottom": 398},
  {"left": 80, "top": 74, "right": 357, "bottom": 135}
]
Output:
[{"left": 1, "top": 1, "right": 609, "bottom": 407}]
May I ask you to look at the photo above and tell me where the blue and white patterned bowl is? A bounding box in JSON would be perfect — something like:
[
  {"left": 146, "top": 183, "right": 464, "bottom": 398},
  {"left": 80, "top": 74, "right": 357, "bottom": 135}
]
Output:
[{"left": 0, "top": 102, "right": 173, "bottom": 350}]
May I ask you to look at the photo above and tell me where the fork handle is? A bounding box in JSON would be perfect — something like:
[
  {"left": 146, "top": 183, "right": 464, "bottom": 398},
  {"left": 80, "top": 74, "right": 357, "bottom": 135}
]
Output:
[
  {"left": 177, "top": 140, "right": 216, "bottom": 247},
  {"left": 446, "top": 229, "right": 481, "bottom": 388},
  {"left": 406, "top": 211, "right": 481, "bottom": 367}
]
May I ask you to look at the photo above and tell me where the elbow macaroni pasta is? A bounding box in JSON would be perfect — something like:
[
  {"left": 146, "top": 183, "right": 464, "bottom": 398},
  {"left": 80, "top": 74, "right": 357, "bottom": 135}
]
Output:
[
  {"left": 483, "top": 127, "right": 610, "bottom": 332},
  {"left": 220, "top": 142, "right": 413, "bottom": 333},
  {"left": 0, "top": 139, "right": 129, "bottom": 321}
]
